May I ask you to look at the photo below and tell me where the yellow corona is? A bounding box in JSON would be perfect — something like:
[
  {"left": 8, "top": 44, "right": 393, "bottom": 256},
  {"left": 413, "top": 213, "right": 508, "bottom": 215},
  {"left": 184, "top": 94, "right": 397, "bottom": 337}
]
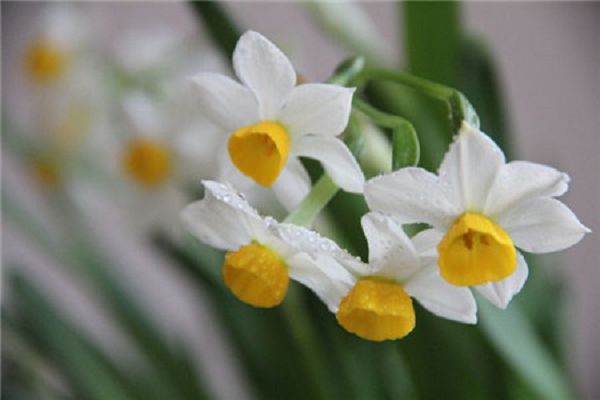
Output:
[
  {"left": 228, "top": 121, "right": 290, "bottom": 186},
  {"left": 25, "top": 39, "right": 69, "bottom": 84},
  {"left": 438, "top": 212, "right": 516, "bottom": 286},
  {"left": 121, "top": 138, "right": 172, "bottom": 188},
  {"left": 337, "top": 278, "right": 416, "bottom": 341},
  {"left": 223, "top": 242, "right": 289, "bottom": 308}
]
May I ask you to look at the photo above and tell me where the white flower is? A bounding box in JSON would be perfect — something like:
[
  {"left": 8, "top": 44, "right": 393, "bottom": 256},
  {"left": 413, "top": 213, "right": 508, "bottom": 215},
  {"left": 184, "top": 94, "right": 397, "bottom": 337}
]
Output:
[
  {"left": 283, "top": 212, "right": 476, "bottom": 342},
  {"left": 365, "top": 122, "right": 590, "bottom": 308},
  {"left": 180, "top": 180, "right": 352, "bottom": 308},
  {"left": 23, "top": 4, "right": 88, "bottom": 85},
  {"left": 113, "top": 28, "right": 185, "bottom": 77},
  {"left": 109, "top": 92, "right": 189, "bottom": 236},
  {"left": 191, "top": 31, "right": 364, "bottom": 210}
]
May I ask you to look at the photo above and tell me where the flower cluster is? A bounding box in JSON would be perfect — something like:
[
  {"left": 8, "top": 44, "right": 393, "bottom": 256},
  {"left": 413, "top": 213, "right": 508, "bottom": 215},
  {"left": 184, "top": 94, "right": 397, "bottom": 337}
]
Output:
[
  {"left": 180, "top": 31, "right": 589, "bottom": 341},
  {"left": 12, "top": 6, "right": 588, "bottom": 342}
]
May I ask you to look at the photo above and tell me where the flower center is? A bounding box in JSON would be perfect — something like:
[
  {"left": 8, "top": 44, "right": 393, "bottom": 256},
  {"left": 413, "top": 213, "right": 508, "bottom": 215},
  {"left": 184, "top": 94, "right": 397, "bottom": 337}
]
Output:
[
  {"left": 24, "top": 38, "right": 69, "bottom": 84},
  {"left": 121, "top": 138, "right": 172, "bottom": 188},
  {"left": 438, "top": 212, "right": 516, "bottom": 286},
  {"left": 228, "top": 121, "right": 290, "bottom": 187},
  {"left": 31, "top": 154, "right": 61, "bottom": 189},
  {"left": 336, "top": 278, "right": 415, "bottom": 341},
  {"left": 223, "top": 242, "right": 289, "bottom": 308}
]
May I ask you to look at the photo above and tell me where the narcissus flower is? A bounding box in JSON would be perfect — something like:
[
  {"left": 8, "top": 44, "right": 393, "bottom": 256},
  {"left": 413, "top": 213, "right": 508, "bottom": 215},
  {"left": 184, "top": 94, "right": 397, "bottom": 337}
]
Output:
[
  {"left": 288, "top": 212, "right": 476, "bottom": 341},
  {"left": 111, "top": 92, "right": 189, "bottom": 235},
  {"left": 192, "top": 31, "right": 364, "bottom": 209},
  {"left": 181, "top": 180, "right": 353, "bottom": 308},
  {"left": 23, "top": 4, "right": 87, "bottom": 85},
  {"left": 365, "top": 122, "right": 589, "bottom": 308}
]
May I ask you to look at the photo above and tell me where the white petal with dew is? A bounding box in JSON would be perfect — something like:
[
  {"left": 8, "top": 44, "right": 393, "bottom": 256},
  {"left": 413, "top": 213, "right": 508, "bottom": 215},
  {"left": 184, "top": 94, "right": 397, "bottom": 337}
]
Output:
[
  {"left": 280, "top": 84, "right": 354, "bottom": 138},
  {"left": 475, "top": 252, "right": 529, "bottom": 309},
  {"left": 405, "top": 265, "right": 477, "bottom": 324},
  {"left": 360, "top": 212, "right": 418, "bottom": 279},
  {"left": 191, "top": 73, "right": 259, "bottom": 131},
  {"left": 484, "top": 161, "right": 570, "bottom": 218},
  {"left": 293, "top": 135, "right": 365, "bottom": 193},
  {"left": 438, "top": 122, "right": 505, "bottom": 211},
  {"left": 233, "top": 31, "right": 296, "bottom": 120},
  {"left": 180, "top": 181, "right": 267, "bottom": 251},
  {"left": 365, "top": 167, "right": 458, "bottom": 227},
  {"left": 411, "top": 228, "right": 444, "bottom": 262},
  {"left": 499, "top": 197, "right": 590, "bottom": 253},
  {"left": 287, "top": 253, "right": 355, "bottom": 313}
]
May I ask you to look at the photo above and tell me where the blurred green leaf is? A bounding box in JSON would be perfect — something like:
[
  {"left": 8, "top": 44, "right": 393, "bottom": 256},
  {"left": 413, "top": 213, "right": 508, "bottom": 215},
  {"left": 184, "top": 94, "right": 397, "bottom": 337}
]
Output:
[
  {"left": 479, "top": 300, "right": 575, "bottom": 400},
  {"left": 7, "top": 273, "right": 138, "bottom": 400},
  {"left": 459, "top": 36, "right": 512, "bottom": 157},
  {"left": 3, "top": 193, "right": 213, "bottom": 400},
  {"left": 188, "top": 1, "right": 241, "bottom": 60},
  {"left": 405, "top": 1, "right": 461, "bottom": 87}
]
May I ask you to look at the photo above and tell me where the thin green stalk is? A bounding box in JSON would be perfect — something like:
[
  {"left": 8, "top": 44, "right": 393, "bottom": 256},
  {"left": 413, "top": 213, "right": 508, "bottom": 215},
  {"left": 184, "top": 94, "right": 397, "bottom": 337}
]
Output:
[
  {"left": 353, "top": 68, "right": 479, "bottom": 132},
  {"left": 353, "top": 98, "right": 419, "bottom": 169},
  {"left": 283, "top": 174, "right": 338, "bottom": 227}
]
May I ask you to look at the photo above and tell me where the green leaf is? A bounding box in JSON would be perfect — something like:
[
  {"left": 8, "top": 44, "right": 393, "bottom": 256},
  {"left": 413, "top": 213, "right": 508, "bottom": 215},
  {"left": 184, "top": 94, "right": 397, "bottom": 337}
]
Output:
[
  {"left": 404, "top": 1, "right": 462, "bottom": 87},
  {"left": 3, "top": 192, "right": 213, "bottom": 400},
  {"left": 459, "top": 36, "right": 512, "bottom": 156},
  {"left": 188, "top": 1, "right": 241, "bottom": 59},
  {"left": 478, "top": 300, "right": 575, "bottom": 400},
  {"left": 391, "top": 123, "right": 419, "bottom": 170},
  {"left": 7, "top": 273, "right": 139, "bottom": 400}
]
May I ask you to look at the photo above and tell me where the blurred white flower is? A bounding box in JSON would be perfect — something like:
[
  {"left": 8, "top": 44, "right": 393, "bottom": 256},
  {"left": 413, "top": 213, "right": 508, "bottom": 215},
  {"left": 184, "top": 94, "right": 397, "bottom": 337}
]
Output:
[
  {"left": 192, "top": 31, "right": 364, "bottom": 210},
  {"left": 286, "top": 212, "right": 476, "bottom": 341},
  {"left": 109, "top": 92, "right": 190, "bottom": 236},
  {"left": 365, "top": 122, "right": 590, "bottom": 308},
  {"left": 113, "top": 28, "right": 185, "bottom": 77},
  {"left": 22, "top": 3, "right": 88, "bottom": 85}
]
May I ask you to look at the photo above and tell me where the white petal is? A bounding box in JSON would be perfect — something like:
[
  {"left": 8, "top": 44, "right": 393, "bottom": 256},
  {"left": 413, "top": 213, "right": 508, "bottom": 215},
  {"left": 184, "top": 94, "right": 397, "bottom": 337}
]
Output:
[
  {"left": 180, "top": 181, "right": 267, "bottom": 251},
  {"left": 280, "top": 84, "right": 354, "bottom": 137},
  {"left": 485, "top": 161, "right": 570, "bottom": 218},
  {"left": 271, "top": 158, "right": 311, "bottom": 210},
  {"left": 411, "top": 228, "right": 444, "bottom": 261},
  {"left": 191, "top": 73, "right": 259, "bottom": 131},
  {"left": 233, "top": 31, "right": 296, "bottom": 119},
  {"left": 438, "top": 122, "right": 505, "bottom": 211},
  {"left": 293, "top": 135, "right": 364, "bottom": 193},
  {"left": 287, "top": 253, "right": 355, "bottom": 313},
  {"left": 360, "top": 212, "right": 418, "bottom": 279},
  {"left": 122, "top": 93, "right": 163, "bottom": 137},
  {"left": 364, "top": 167, "right": 458, "bottom": 227},
  {"left": 499, "top": 198, "right": 589, "bottom": 253},
  {"left": 275, "top": 223, "right": 351, "bottom": 261},
  {"left": 275, "top": 223, "right": 368, "bottom": 276},
  {"left": 475, "top": 252, "right": 529, "bottom": 309},
  {"left": 405, "top": 265, "right": 477, "bottom": 324}
]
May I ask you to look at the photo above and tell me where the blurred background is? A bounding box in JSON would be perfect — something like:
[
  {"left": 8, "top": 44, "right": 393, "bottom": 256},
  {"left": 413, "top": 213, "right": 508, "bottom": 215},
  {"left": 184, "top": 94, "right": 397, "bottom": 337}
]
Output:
[{"left": 2, "top": 2, "right": 599, "bottom": 399}]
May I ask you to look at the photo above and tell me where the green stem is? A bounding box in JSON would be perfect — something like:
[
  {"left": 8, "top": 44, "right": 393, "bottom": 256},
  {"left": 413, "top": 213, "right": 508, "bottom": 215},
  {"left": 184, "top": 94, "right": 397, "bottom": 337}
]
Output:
[
  {"left": 353, "top": 98, "right": 420, "bottom": 168},
  {"left": 353, "top": 68, "right": 479, "bottom": 132},
  {"left": 283, "top": 174, "right": 338, "bottom": 227},
  {"left": 353, "top": 97, "right": 413, "bottom": 129}
]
